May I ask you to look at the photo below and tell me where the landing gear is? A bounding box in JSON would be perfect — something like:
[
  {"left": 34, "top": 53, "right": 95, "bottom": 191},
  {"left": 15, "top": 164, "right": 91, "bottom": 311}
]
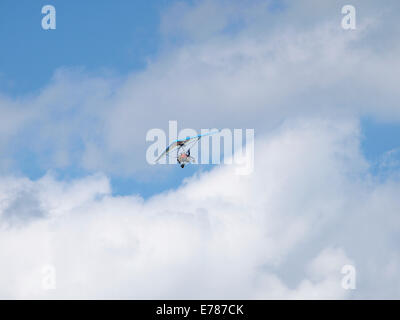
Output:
[{"left": 181, "top": 164, "right": 185, "bottom": 168}]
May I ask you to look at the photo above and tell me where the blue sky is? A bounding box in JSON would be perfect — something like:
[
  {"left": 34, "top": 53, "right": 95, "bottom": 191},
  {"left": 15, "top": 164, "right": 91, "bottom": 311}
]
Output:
[
  {"left": 0, "top": 0, "right": 399, "bottom": 199},
  {"left": 0, "top": 0, "right": 167, "bottom": 95},
  {"left": 0, "top": 0, "right": 200, "bottom": 197}
]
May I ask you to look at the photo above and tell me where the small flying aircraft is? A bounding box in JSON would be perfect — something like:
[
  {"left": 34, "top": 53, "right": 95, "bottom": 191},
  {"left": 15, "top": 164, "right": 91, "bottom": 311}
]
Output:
[{"left": 155, "top": 131, "right": 218, "bottom": 168}]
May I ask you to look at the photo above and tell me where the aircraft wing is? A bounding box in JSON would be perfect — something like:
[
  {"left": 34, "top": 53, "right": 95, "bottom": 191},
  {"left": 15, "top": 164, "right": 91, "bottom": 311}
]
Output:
[
  {"left": 155, "top": 141, "right": 179, "bottom": 163},
  {"left": 155, "top": 131, "right": 219, "bottom": 163}
]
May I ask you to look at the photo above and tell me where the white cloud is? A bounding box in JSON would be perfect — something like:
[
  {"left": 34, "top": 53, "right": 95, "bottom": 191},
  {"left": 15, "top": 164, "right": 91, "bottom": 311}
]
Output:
[
  {"left": 0, "top": 0, "right": 399, "bottom": 175},
  {"left": 0, "top": 118, "right": 399, "bottom": 299},
  {"left": 0, "top": 0, "right": 400, "bottom": 299}
]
